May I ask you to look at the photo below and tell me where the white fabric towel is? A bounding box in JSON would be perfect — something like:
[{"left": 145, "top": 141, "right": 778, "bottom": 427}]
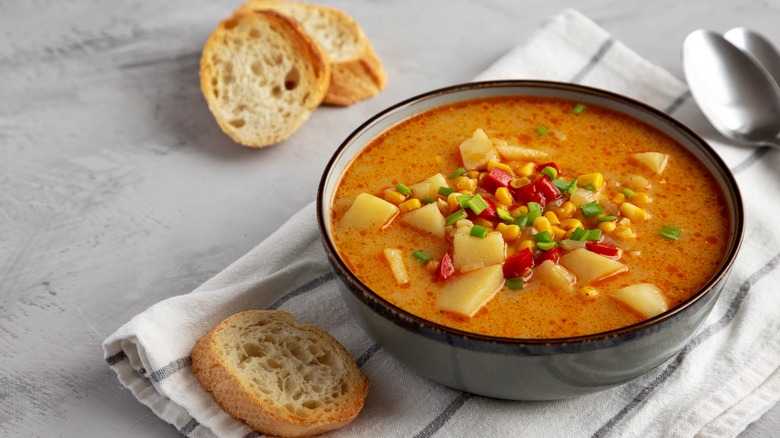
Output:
[{"left": 103, "top": 9, "right": 780, "bottom": 438}]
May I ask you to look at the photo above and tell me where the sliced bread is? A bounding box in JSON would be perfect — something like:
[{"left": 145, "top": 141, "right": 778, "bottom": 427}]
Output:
[
  {"left": 200, "top": 10, "right": 330, "bottom": 148},
  {"left": 191, "top": 310, "right": 369, "bottom": 437},
  {"left": 236, "top": 0, "right": 388, "bottom": 106}
]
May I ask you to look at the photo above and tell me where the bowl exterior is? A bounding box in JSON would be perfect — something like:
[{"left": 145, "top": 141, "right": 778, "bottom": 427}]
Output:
[{"left": 317, "top": 80, "right": 744, "bottom": 400}]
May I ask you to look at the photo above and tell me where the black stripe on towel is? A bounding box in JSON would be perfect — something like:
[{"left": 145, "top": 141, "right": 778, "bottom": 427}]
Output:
[
  {"left": 591, "top": 249, "right": 780, "bottom": 437},
  {"left": 150, "top": 356, "right": 192, "bottom": 383},
  {"left": 268, "top": 271, "right": 336, "bottom": 310},
  {"left": 179, "top": 417, "right": 200, "bottom": 435},
  {"left": 570, "top": 37, "right": 615, "bottom": 83},
  {"left": 105, "top": 350, "right": 127, "bottom": 366},
  {"left": 731, "top": 147, "right": 771, "bottom": 175},
  {"left": 414, "top": 392, "right": 474, "bottom": 438}
]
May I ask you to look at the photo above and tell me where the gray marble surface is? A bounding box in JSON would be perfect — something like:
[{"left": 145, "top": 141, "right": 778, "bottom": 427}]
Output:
[{"left": 2, "top": 0, "right": 778, "bottom": 436}]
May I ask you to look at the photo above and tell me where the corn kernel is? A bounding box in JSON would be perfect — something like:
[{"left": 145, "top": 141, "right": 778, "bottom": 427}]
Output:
[
  {"left": 544, "top": 211, "right": 560, "bottom": 225},
  {"left": 552, "top": 225, "right": 566, "bottom": 240},
  {"left": 620, "top": 202, "right": 649, "bottom": 222},
  {"left": 632, "top": 192, "right": 651, "bottom": 206},
  {"left": 510, "top": 176, "right": 532, "bottom": 189},
  {"left": 455, "top": 176, "right": 477, "bottom": 191},
  {"left": 384, "top": 189, "right": 406, "bottom": 204},
  {"left": 598, "top": 221, "right": 617, "bottom": 234},
  {"left": 532, "top": 216, "right": 553, "bottom": 234},
  {"left": 518, "top": 239, "right": 536, "bottom": 251},
  {"left": 425, "top": 260, "right": 440, "bottom": 272},
  {"left": 512, "top": 205, "right": 529, "bottom": 217},
  {"left": 496, "top": 223, "right": 521, "bottom": 241},
  {"left": 518, "top": 162, "right": 536, "bottom": 177},
  {"left": 495, "top": 187, "right": 513, "bottom": 205},
  {"left": 614, "top": 225, "right": 636, "bottom": 240},
  {"left": 582, "top": 286, "right": 599, "bottom": 299},
  {"left": 487, "top": 160, "right": 515, "bottom": 175},
  {"left": 578, "top": 173, "right": 605, "bottom": 190},
  {"left": 466, "top": 170, "right": 480, "bottom": 179},
  {"left": 399, "top": 198, "right": 422, "bottom": 213},
  {"left": 559, "top": 201, "right": 576, "bottom": 219},
  {"left": 559, "top": 218, "right": 584, "bottom": 230},
  {"left": 447, "top": 193, "right": 460, "bottom": 212},
  {"left": 612, "top": 192, "right": 626, "bottom": 204},
  {"left": 473, "top": 218, "right": 494, "bottom": 229}
]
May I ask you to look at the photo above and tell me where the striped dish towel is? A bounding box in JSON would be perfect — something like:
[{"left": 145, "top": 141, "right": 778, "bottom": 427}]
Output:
[{"left": 103, "top": 9, "right": 780, "bottom": 438}]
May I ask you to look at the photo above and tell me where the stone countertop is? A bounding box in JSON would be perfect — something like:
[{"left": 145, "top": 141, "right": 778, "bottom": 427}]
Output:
[{"left": 2, "top": 0, "right": 778, "bottom": 436}]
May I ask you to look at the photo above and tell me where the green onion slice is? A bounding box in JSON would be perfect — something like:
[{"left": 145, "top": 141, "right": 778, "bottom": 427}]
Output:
[
  {"left": 437, "top": 186, "right": 455, "bottom": 197},
  {"left": 573, "top": 103, "right": 587, "bottom": 114},
  {"left": 533, "top": 231, "right": 553, "bottom": 243},
  {"left": 445, "top": 209, "right": 468, "bottom": 226},
  {"left": 540, "top": 166, "right": 558, "bottom": 180},
  {"left": 412, "top": 250, "right": 430, "bottom": 262},
  {"left": 536, "top": 125, "right": 549, "bottom": 135},
  {"left": 470, "top": 225, "right": 489, "bottom": 238},
  {"left": 582, "top": 183, "right": 596, "bottom": 191},
  {"left": 553, "top": 178, "right": 578, "bottom": 196},
  {"left": 514, "top": 214, "right": 529, "bottom": 228},
  {"left": 587, "top": 228, "right": 602, "bottom": 241},
  {"left": 597, "top": 215, "right": 618, "bottom": 222},
  {"left": 659, "top": 225, "right": 682, "bottom": 240},
  {"left": 536, "top": 241, "right": 557, "bottom": 251},
  {"left": 622, "top": 188, "right": 637, "bottom": 198},
  {"left": 526, "top": 202, "right": 542, "bottom": 223},
  {"left": 506, "top": 277, "right": 524, "bottom": 290},
  {"left": 466, "top": 194, "right": 489, "bottom": 215},
  {"left": 496, "top": 208, "right": 514, "bottom": 222},
  {"left": 579, "top": 201, "right": 604, "bottom": 218},
  {"left": 396, "top": 183, "right": 411, "bottom": 196},
  {"left": 456, "top": 194, "right": 473, "bottom": 208},
  {"left": 570, "top": 227, "right": 588, "bottom": 241},
  {"left": 421, "top": 196, "right": 434, "bottom": 204},
  {"left": 449, "top": 167, "right": 467, "bottom": 178}
]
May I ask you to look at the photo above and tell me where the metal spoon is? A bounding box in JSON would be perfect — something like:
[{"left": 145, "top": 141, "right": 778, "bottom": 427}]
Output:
[
  {"left": 682, "top": 29, "right": 780, "bottom": 148},
  {"left": 724, "top": 27, "right": 780, "bottom": 87}
]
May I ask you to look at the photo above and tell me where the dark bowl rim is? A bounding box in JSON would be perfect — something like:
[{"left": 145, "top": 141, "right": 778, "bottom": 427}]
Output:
[{"left": 316, "top": 79, "right": 745, "bottom": 348}]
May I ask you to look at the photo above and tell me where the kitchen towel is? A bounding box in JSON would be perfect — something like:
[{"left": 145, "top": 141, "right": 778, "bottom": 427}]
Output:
[{"left": 103, "top": 8, "right": 780, "bottom": 438}]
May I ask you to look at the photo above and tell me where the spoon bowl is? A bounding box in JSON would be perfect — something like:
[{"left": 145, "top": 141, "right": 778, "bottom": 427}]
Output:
[
  {"left": 682, "top": 29, "right": 780, "bottom": 148},
  {"left": 724, "top": 27, "right": 780, "bottom": 87}
]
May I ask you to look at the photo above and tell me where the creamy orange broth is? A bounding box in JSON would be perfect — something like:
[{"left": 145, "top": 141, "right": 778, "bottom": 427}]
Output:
[{"left": 331, "top": 96, "right": 729, "bottom": 338}]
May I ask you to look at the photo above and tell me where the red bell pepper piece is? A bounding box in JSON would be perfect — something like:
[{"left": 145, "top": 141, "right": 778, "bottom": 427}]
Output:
[
  {"left": 503, "top": 248, "right": 534, "bottom": 279},
  {"left": 585, "top": 241, "right": 622, "bottom": 260},
  {"left": 438, "top": 252, "right": 455, "bottom": 281},
  {"left": 535, "top": 161, "right": 561, "bottom": 175},
  {"left": 536, "top": 246, "right": 564, "bottom": 264},
  {"left": 481, "top": 167, "right": 513, "bottom": 193},
  {"left": 511, "top": 175, "right": 562, "bottom": 207},
  {"left": 466, "top": 196, "right": 499, "bottom": 221}
]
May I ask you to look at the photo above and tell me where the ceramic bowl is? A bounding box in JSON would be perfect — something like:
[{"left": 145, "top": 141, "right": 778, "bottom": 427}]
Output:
[{"left": 316, "top": 80, "right": 744, "bottom": 400}]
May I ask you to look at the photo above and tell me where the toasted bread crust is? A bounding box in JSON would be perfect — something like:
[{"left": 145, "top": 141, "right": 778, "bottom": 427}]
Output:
[
  {"left": 199, "top": 10, "right": 330, "bottom": 148},
  {"left": 192, "top": 310, "right": 369, "bottom": 437},
  {"left": 236, "top": 0, "right": 387, "bottom": 106}
]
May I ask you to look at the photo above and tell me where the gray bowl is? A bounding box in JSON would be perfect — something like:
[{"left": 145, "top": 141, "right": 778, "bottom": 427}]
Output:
[{"left": 316, "top": 80, "right": 744, "bottom": 400}]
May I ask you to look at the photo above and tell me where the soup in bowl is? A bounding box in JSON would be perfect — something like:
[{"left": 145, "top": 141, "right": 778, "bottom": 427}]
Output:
[{"left": 316, "top": 81, "right": 743, "bottom": 400}]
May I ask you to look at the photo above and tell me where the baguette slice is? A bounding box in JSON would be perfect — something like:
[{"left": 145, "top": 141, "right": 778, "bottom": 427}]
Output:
[
  {"left": 236, "top": 0, "right": 388, "bottom": 106},
  {"left": 192, "top": 310, "right": 369, "bottom": 437},
  {"left": 200, "top": 10, "right": 330, "bottom": 147}
]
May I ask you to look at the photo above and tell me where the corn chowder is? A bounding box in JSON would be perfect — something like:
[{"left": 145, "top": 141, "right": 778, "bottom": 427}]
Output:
[{"left": 329, "top": 96, "right": 730, "bottom": 339}]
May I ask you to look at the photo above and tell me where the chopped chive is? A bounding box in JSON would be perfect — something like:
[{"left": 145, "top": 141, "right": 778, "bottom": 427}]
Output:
[
  {"left": 536, "top": 125, "right": 549, "bottom": 135},
  {"left": 421, "top": 196, "right": 434, "bottom": 204},
  {"left": 570, "top": 227, "right": 588, "bottom": 241},
  {"left": 437, "top": 186, "right": 455, "bottom": 197},
  {"left": 659, "top": 225, "right": 682, "bottom": 240},
  {"left": 526, "top": 202, "right": 542, "bottom": 223},
  {"left": 506, "top": 277, "right": 524, "bottom": 290},
  {"left": 445, "top": 209, "right": 468, "bottom": 226},
  {"left": 533, "top": 231, "right": 553, "bottom": 243},
  {"left": 622, "top": 188, "right": 637, "bottom": 198},
  {"left": 586, "top": 228, "right": 602, "bottom": 241},
  {"left": 597, "top": 215, "right": 618, "bottom": 222},
  {"left": 396, "top": 183, "right": 411, "bottom": 196},
  {"left": 412, "top": 250, "right": 430, "bottom": 262},
  {"left": 582, "top": 183, "right": 596, "bottom": 191},
  {"left": 579, "top": 201, "right": 604, "bottom": 218},
  {"left": 496, "top": 208, "right": 514, "bottom": 222},
  {"left": 573, "top": 103, "right": 587, "bottom": 114},
  {"left": 536, "top": 241, "right": 557, "bottom": 251},
  {"left": 540, "top": 166, "right": 558, "bottom": 180},
  {"left": 553, "top": 178, "right": 577, "bottom": 196},
  {"left": 449, "top": 167, "right": 467, "bottom": 178},
  {"left": 456, "top": 193, "right": 473, "bottom": 208},
  {"left": 514, "top": 214, "right": 529, "bottom": 228},
  {"left": 466, "top": 194, "right": 489, "bottom": 215},
  {"left": 470, "top": 225, "right": 489, "bottom": 238}
]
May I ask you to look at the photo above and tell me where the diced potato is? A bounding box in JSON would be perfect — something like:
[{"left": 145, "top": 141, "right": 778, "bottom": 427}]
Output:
[
  {"left": 409, "top": 173, "right": 449, "bottom": 201},
  {"left": 459, "top": 129, "right": 498, "bottom": 170},
  {"left": 383, "top": 248, "right": 409, "bottom": 285},
  {"left": 535, "top": 260, "right": 576, "bottom": 292},
  {"left": 452, "top": 231, "right": 505, "bottom": 269},
  {"left": 624, "top": 174, "right": 650, "bottom": 191},
  {"left": 436, "top": 265, "right": 504, "bottom": 317},
  {"left": 630, "top": 152, "right": 669, "bottom": 174},
  {"left": 610, "top": 283, "right": 668, "bottom": 318},
  {"left": 496, "top": 144, "right": 549, "bottom": 160},
  {"left": 559, "top": 248, "right": 628, "bottom": 284},
  {"left": 341, "top": 193, "right": 399, "bottom": 230},
  {"left": 401, "top": 203, "right": 446, "bottom": 237}
]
